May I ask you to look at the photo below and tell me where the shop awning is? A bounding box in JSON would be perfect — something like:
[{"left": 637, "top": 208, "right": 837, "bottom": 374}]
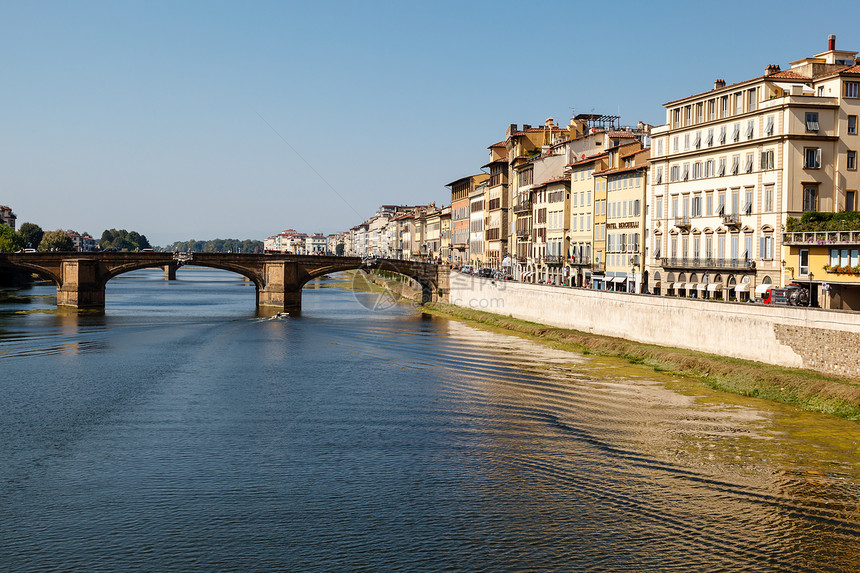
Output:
[
  {"left": 696, "top": 283, "right": 707, "bottom": 291},
  {"left": 672, "top": 282, "right": 685, "bottom": 289},
  {"left": 685, "top": 283, "right": 696, "bottom": 291},
  {"left": 755, "top": 284, "right": 772, "bottom": 294},
  {"left": 707, "top": 283, "right": 723, "bottom": 292},
  {"left": 735, "top": 283, "right": 750, "bottom": 292},
  {"left": 612, "top": 276, "right": 626, "bottom": 283}
]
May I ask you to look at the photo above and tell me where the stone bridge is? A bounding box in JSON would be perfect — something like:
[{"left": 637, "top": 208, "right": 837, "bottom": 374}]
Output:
[{"left": 0, "top": 252, "right": 449, "bottom": 314}]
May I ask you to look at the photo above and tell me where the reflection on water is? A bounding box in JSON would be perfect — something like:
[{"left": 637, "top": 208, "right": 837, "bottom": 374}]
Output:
[{"left": 0, "top": 268, "right": 858, "bottom": 572}]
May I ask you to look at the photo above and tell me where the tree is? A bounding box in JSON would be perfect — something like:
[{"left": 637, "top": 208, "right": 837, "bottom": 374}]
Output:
[
  {"left": 99, "top": 228, "right": 151, "bottom": 251},
  {"left": 18, "top": 222, "right": 43, "bottom": 249},
  {"left": 38, "top": 229, "right": 75, "bottom": 252},
  {"left": 0, "top": 225, "right": 25, "bottom": 252}
]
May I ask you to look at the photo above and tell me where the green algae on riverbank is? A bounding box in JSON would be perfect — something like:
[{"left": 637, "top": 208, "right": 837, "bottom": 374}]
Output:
[{"left": 422, "top": 301, "right": 860, "bottom": 422}]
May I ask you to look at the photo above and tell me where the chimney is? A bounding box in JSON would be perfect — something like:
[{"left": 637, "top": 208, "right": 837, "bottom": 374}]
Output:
[
  {"left": 714, "top": 79, "right": 726, "bottom": 90},
  {"left": 765, "top": 64, "right": 781, "bottom": 76},
  {"left": 545, "top": 117, "right": 554, "bottom": 128},
  {"left": 828, "top": 34, "right": 836, "bottom": 51}
]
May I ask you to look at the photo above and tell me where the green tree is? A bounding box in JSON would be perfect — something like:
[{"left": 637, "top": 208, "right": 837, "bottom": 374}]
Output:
[
  {"left": 18, "top": 222, "right": 43, "bottom": 249},
  {"left": 0, "top": 225, "right": 25, "bottom": 252},
  {"left": 38, "top": 229, "right": 75, "bottom": 252}
]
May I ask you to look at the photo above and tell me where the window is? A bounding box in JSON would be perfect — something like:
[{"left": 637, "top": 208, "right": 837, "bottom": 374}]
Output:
[
  {"left": 849, "top": 150, "right": 857, "bottom": 170},
  {"left": 656, "top": 197, "right": 662, "bottom": 218},
  {"left": 731, "top": 189, "right": 739, "bottom": 215},
  {"left": 746, "top": 120, "right": 754, "bottom": 139},
  {"left": 735, "top": 92, "right": 743, "bottom": 115},
  {"left": 806, "top": 112, "right": 819, "bottom": 132},
  {"left": 706, "top": 192, "right": 713, "bottom": 216},
  {"left": 804, "top": 147, "right": 821, "bottom": 169},
  {"left": 848, "top": 190, "right": 856, "bottom": 212},
  {"left": 693, "top": 162, "right": 703, "bottom": 179},
  {"left": 732, "top": 123, "right": 740, "bottom": 141},
  {"left": 764, "top": 185, "right": 774, "bottom": 212},
  {"left": 849, "top": 115, "right": 857, "bottom": 135},
  {"left": 719, "top": 125, "right": 727, "bottom": 144},
  {"left": 692, "top": 195, "right": 701, "bottom": 217},
  {"left": 760, "top": 235, "right": 773, "bottom": 260},
  {"left": 721, "top": 96, "right": 729, "bottom": 117},
  {"left": 731, "top": 155, "right": 739, "bottom": 175},
  {"left": 761, "top": 150, "right": 774, "bottom": 170},
  {"left": 766, "top": 115, "right": 774, "bottom": 136},
  {"left": 799, "top": 249, "right": 809, "bottom": 276},
  {"left": 685, "top": 105, "right": 692, "bottom": 125},
  {"left": 670, "top": 165, "right": 679, "bottom": 182},
  {"left": 717, "top": 191, "right": 726, "bottom": 215},
  {"left": 744, "top": 188, "right": 753, "bottom": 214},
  {"left": 718, "top": 157, "right": 726, "bottom": 176},
  {"left": 745, "top": 153, "right": 754, "bottom": 173},
  {"left": 846, "top": 82, "right": 859, "bottom": 98},
  {"left": 671, "top": 196, "right": 678, "bottom": 218},
  {"left": 694, "top": 131, "right": 701, "bottom": 148},
  {"left": 803, "top": 186, "right": 818, "bottom": 212},
  {"left": 682, "top": 163, "right": 689, "bottom": 181},
  {"left": 706, "top": 159, "right": 715, "bottom": 177},
  {"left": 706, "top": 128, "right": 714, "bottom": 146},
  {"left": 684, "top": 133, "right": 690, "bottom": 150},
  {"left": 748, "top": 88, "right": 757, "bottom": 111},
  {"left": 657, "top": 139, "right": 664, "bottom": 155},
  {"left": 673, "top": 136, "right": 679, "bottom": 152}
]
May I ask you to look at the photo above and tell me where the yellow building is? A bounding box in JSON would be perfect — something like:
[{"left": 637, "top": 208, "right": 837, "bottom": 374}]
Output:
[
  {"left": 596, "top": 146, "right": 650, "bottom": 293},
  {"left": 567, "top": 152, "right": 607, "bottom": 287}
]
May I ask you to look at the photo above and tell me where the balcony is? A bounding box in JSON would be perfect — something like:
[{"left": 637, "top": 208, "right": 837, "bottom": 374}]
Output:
[
  {"left": 544, "top": 255, "right": 564, "bottom": 265},
  {"left": 783, "top": 230, "right": 860, "bottom": 246},
  {"left": 660, "top": 257, "right": 755, "bottom": 270},
  {"left": 722, "top": 213, "right": 741, "bottom": 227},
  {"left": 516, "top": 228, "right": 530, "bottom": 239},
  {"left": 513, "top": 199, "right": 532, "bottom": 214},
  {"left": 674, "top": 216, "right": 691, "bottom": 229},
  {"left": 569, "top": 256, "right": 591, "bottom": 266}
]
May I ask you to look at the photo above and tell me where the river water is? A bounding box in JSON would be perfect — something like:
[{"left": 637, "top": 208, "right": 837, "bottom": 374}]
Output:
[{"left": 1, "top": 268, "right": 859, "bottom": 572}]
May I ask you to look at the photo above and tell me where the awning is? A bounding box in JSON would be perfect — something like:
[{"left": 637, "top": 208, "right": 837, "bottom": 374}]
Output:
[
  {"left": 652, "top": 281, "right": 661, "bottom": 289},
  {"left": 707, "top": 283, "right": 723, "bottom": 292},
  {"left": 755, "top": 284, "right": 772, "bottom": 294},
  {"left": 696, "top": 283, "right": 707, "bottom": 291},
  {"left": 672, "top": 282, "right": 685, "bottom": 289},
  {"left": 685, "top": 283, "right": 696, "bottom": 291},
  {"left": 735, "top": 283, "right": 750, "bottom": 292},
  {"left": 612, "top": 276, "right": 627, "bottom": 283}
]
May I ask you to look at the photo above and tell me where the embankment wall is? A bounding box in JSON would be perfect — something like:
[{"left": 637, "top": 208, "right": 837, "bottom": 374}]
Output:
[{"left": 449, "top": 273, "right": 860, "bottom": 378}]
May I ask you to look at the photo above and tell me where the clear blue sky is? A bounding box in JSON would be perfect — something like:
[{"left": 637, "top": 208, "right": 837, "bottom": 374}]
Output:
[{"left": 2, "top": 0, "right": 857, "bottom": 246}]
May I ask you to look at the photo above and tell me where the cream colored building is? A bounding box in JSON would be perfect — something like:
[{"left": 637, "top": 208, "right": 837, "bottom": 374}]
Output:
[{"left": 649, "top": 35, "right": 860, "bottom": 301}]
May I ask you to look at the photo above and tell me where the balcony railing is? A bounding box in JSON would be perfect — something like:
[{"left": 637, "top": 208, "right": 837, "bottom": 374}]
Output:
[
  {"left": 544, "top": 255, "right": 564, "bottom": 264},
  {"left": 569, "top": 256, "right": 592, "bottom": 266},
  {"left": 660, "top": 257, "right": 755, "bottom": 270},
  {"left": 722, "top": 213, "right": 741, "bottom": 226},
  {"left": 516, "top": 228, "right": 530, "bottom": 239},
  {"left": 513, "top": 199, "right": 532, "bottom": 214},
  {"left": 783, "top": 230, "right": 860, "bottom": 246}
]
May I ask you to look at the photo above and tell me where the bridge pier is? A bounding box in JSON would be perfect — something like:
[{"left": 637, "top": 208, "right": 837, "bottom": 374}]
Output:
[
  {"left": 56, "top": 260, "right": 105, "bottom": 308},
  {"left": 164, "top": 264, "right": 178, "bottom": 280},
  {"left": 257, "top": 261, "right": 305, "bottom": 314}
]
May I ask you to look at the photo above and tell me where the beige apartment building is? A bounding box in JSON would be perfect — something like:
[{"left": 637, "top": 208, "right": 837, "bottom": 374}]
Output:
[
  {"left": 447, "top": 174, "right": 488, "bottom": 266},
  {"left": 484, "top": 142, "right": 509, "bottom": 269},
  {"left": 567, "top": 152, "right": 605, "bottom": 287},
  {"left": 649, "top": 35, "right": 860, "bottom": 301}
]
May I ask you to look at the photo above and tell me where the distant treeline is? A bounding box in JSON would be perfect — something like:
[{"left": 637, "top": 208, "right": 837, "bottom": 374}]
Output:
[
  {"left": 165, "top": 239, "right": 264, "bottom": 253},
  {"left": 101, "top": 229, "right": 151, "bottom": 251}
]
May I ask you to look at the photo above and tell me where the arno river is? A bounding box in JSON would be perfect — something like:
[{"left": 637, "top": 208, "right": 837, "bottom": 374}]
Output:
[{"left": 1, "top": 268, "right": 859, "bottom": 572}]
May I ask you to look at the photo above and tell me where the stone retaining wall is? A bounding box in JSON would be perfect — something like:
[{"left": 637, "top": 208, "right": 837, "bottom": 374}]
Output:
[{"left": 449, "top": 273, "right": 860, "bottom": 378}]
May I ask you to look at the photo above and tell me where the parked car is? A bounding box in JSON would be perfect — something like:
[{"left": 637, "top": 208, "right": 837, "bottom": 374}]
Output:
[
  {"left": 16, "top": 248, "right": 37, "bottom": 253},
  {"left": 460, "top": 265, "right": 474, "bottom": 274},
  {"left": 478, "top": 268, "right": 493, "bottom": 278}
]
